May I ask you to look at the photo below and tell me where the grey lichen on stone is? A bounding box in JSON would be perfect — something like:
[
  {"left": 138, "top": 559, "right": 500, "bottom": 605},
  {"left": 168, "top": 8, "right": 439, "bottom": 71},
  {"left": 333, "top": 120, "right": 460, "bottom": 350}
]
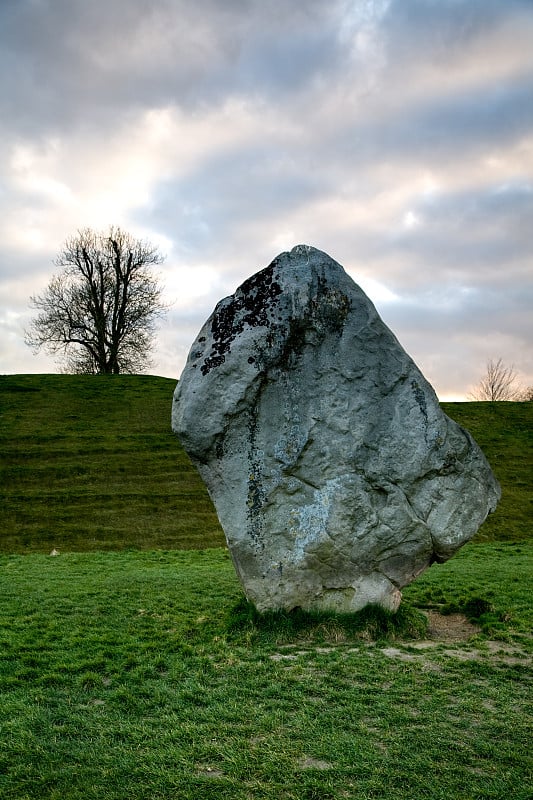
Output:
[{"left": 172, "top": 245, "right": 501, "bottom": 613}]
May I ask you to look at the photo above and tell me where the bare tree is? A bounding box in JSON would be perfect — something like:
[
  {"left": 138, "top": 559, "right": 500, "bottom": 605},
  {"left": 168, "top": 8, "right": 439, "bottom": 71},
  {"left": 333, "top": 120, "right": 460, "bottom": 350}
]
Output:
[
  {"left": 469, "top": 358, "right": 522, "bottom": 401},
  {"left": 25, "top": 226, "right": 167, "bottom": 374}
]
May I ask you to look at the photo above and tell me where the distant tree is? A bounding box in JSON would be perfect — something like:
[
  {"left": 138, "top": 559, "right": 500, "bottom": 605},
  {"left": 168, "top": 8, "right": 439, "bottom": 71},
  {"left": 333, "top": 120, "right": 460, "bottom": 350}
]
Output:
[
  {"left": 25, "top": 226, "right": 167, "bottom": 374},
  {"left": 468, "top": 358, "right": 522, "bottom": 401}
]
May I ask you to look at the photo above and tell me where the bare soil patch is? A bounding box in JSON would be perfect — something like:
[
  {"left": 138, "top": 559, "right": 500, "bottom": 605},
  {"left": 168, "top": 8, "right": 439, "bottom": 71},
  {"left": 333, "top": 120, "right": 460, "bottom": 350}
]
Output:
[
  {"left": 195, "top": 766, "right": 225, "bottom": 779},
  {"left": 424, "top": 610, "right": 480, "bottom": 642},
  {"left": 297, "top": 756, "right": 333, "bottom": 770}
]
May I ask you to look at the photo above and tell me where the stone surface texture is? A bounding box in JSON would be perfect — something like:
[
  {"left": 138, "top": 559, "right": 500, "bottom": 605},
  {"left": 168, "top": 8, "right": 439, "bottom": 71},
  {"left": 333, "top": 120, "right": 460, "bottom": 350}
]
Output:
[{"left": 172, "top": 245, "right": 500, "bottom": 612}]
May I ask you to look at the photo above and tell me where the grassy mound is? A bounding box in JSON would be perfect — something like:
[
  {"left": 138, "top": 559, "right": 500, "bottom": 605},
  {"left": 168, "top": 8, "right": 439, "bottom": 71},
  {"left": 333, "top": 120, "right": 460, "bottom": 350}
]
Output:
[
  {"left": 443, "top": 401, "right": 532, "bottom": 543},
  {"left": 0, "top": 374, "right": 224, "bottom": 553},
  {"left": 1, "top": 374, "right": 531, "bottom": 553}
]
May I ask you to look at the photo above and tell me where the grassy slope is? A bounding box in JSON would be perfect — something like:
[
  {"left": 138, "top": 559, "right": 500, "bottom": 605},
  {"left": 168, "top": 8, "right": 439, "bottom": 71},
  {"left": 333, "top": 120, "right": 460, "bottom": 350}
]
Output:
[
  {"left": 0, "top": 374, "right": 224, "bottom": 553},
  {"left": 1, "top": 374, "right": 531, "bottom": 553},
  {"left": 443, "top": 401, "right": 532, "bottom": 543}
]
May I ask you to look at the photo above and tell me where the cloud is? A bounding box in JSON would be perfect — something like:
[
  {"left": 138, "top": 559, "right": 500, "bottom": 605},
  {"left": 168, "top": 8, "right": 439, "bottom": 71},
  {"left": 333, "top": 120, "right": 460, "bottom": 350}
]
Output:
[
  {"left": 0, "top": 0, "right": 532, "bottom": 397},
  {"left": 0, "top": 0, "right": 346, "bottom": 133}
]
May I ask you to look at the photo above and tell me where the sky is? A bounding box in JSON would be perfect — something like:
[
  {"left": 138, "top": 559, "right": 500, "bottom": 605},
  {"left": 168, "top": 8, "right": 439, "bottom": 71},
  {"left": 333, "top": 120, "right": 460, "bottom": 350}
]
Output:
[{"left": 1, "top": 0, "right": 532, "bottom": 400}]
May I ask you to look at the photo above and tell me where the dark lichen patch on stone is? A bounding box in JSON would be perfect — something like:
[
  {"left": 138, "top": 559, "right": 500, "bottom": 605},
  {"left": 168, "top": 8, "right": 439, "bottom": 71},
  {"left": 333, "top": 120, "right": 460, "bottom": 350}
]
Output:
[
  {"left": 247, "top": 469, "right": 266, "bottom": 532},
  {"left": 240, "top": 263, "right": 283, "bottom": 327},
  {"left": 200, "top": 263, "right": 282, "bottom": 376},
  {"left": 276, "top": 283, "right": 351, "bottom": 369},
  {"left": 411, "top": 379, "right": 428, "bottom": 424},
  {"left": 245, "top": 402, "right": 267, "bottom": 549}
]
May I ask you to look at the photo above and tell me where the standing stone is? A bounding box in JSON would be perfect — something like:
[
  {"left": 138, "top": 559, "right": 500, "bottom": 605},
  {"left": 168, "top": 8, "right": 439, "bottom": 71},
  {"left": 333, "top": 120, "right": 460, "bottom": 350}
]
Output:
[{"left": 172, "top": 245, "right": 500, "bottom": 612}]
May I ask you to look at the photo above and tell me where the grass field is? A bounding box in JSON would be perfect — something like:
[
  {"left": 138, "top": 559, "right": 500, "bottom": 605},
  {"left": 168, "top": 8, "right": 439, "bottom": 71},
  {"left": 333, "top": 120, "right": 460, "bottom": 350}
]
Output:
[
  {"left": 0, "top": 375, "right": 531, "bottom": 799},
  {"left": 0, "top": 546, "right": 531, "bottom": 800}
]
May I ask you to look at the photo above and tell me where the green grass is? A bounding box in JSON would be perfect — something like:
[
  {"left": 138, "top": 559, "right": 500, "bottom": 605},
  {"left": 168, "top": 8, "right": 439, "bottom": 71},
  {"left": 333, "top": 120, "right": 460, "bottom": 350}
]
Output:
[
  {"left": 402, "top": 542, "right": 532, "bottom": 641},
  {"left": 0, "top": 546, "right": 531, "bottom": 800},
  {"left": 1, "top": 375, "right": 531, "bottom": 554},
  {"left": 1, "top": 376, "right": 531, "bottom": 798},
  {"left": 0, "top": 374, "right": 224, "bottom": 553},
  {"left": 443, "top": 402, "right": 533, "bottom": 544}
]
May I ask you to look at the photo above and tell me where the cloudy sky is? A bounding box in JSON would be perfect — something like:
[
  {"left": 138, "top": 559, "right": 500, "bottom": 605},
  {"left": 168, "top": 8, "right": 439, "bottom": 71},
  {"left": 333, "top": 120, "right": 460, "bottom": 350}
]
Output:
[{"left": 1, "top": 0, "right": 532, "bottom": 399}]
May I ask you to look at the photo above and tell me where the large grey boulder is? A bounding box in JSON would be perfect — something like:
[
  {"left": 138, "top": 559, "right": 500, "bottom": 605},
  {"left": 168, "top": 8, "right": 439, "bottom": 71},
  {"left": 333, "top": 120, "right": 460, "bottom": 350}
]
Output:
[{"left": 172, "top": 245, "right": 500, "bottom": 612}]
